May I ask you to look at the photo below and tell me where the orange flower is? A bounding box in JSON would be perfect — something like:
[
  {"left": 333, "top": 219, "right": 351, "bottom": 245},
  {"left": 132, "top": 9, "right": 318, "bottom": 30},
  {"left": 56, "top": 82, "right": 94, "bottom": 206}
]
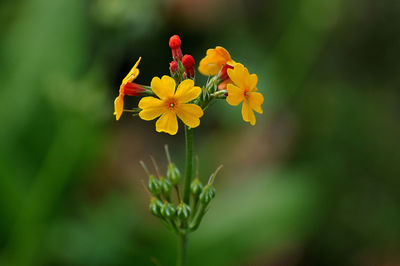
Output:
[{"left": 198, "top": 46, "right": 235, "bottom": 76}]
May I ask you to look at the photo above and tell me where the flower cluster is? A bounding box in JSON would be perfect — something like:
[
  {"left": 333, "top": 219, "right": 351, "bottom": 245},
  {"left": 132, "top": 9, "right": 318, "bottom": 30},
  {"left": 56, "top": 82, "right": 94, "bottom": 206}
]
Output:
[{"left": 113, "top": 35, "right": 264, "bottom": 133}]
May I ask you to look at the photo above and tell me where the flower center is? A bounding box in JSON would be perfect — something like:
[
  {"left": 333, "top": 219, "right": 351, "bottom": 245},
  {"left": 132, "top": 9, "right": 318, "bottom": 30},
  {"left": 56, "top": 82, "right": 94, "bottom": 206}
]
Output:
[
  {"left": 167, "top": 99, "right": 177, "bottom": 110},
  {"left": 244, "top": 88, "right": 250, "bottom": 97}
]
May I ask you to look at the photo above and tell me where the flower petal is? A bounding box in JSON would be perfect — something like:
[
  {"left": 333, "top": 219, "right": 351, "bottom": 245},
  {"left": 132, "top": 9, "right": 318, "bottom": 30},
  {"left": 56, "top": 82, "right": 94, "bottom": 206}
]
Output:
[
  {"left": 114, "top": 94, "right": 124, "bottom": 120},
  {"left": 138, "top": 97, "right": 166, "bottom": 121},
  {"left": 175, "top": 79, "right": 201, "bottom": 103},
  {"left": 215, "top": 46, "right": 232, "bottom": 62},
  {"left": 226, "top": 84, "right": 244, "bottom": 106},
  {"left": 198, "top": 56, "right": 220, "bottom": 76},
  {"left": 247, "top": 74, "right": 258, "bottom": 91},
  {"left": 151, "top": 75, "right": 176, "bottom": 100},
  {"left": 176, "top": 103, "right": 203, "bottom": 128},
  {"left": 227, "top": 63, "right": 249, "bottom": 88},
  {"left": 247, "top": 92, "right": 264, "bottom": 114},
  {"left": 156, "top": 111, "right": 179, "bottom": 135},
  {"left": 198, "top": 46, "right": 232, "bottom": 76},
  {"left": 242, "top": 100, "right": 256, "bottom": 126},
  {"left": 122, "top": 57, "right": 141, "bottom": 84}
]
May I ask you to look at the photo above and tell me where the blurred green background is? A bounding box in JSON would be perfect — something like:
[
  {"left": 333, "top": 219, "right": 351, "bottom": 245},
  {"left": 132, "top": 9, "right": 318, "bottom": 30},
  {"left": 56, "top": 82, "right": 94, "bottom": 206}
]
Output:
[{"left": 1, "top": 0, "right": 400, "bottom": 265}]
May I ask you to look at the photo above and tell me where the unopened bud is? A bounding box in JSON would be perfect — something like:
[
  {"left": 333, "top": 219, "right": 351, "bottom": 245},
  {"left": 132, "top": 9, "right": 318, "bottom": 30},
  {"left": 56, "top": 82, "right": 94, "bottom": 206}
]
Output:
[
  {"left": 160, "top": 202, "right": 176, "bottom": 218},
  {"left": 199, "top": 185, "right": 216, "bottom": 204},
  {"left": 120, "top": 82, "right": 147, "bottom": 96},
  {"left": 149, "top": 197, "right": 163, "bottom": 216},
  {"left": 148, "top": 175, "right": 161, "bottom": 196},
  {"left": 169, "top": 61, "right": 178, "bottom": 74},
  {"left": 176, "top": 202, "right": 191, "bottom": 220},
  {"left": 182, "top": 54, "right": 195, "bottom": 79},
  {"left": 159, "top": 177, "right": 172, "bottom": 196},
  {"left": 169, "top": 35, "right": 183, "bottom": 61},
  {"left": 167, "top": 163, "right": 181, "bottom": 185},
  {"left": 190, "top": 178, "right": 203, "bottom": 196}
]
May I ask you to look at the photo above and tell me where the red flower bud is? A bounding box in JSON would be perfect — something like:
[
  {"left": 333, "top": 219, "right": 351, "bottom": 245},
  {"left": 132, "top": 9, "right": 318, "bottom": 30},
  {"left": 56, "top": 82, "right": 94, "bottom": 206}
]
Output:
[
  {"left": 182, "top": 54, "right": 195, "bottom": 79},
  {"left": 169, "top": 61, "right": 179, "bottom": 74},
  {"left": 169, "top": 35, "right": 181, "bottom": 49},
  {"left": 169, "top": 35, "right": 183, "bottom": 61},
  {"left": 219, "top": 64, "right": 234, "bottom": 81},
  {"left": 120, "top": 82, "right": 146, "bottom": 96}
]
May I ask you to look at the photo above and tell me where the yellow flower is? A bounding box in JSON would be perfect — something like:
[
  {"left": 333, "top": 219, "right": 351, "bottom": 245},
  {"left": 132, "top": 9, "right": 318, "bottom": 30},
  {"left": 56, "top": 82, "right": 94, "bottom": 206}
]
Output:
[
  {"left": 226, "top": 63, "right": 263, "bottom": 126},
  {"left": 198, "top": 46, "right": 235, "bottom": 76},
  {"left": 114, "top": 57, "right": 141, "bottom": 120},
  {"left": 138, "top": 76, "right": 204, "bottom": 135}
]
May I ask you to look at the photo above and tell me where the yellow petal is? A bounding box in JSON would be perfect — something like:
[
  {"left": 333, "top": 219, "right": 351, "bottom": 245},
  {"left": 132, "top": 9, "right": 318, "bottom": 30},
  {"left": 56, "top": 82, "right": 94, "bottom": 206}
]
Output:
[
  {"left": 198, "top": 57, "right": 220, "bottom": 76},
  {"left": 176, "top": 103, "right": 203, "bottom": 128},
  {"left": 138, "top": 97, "right": 166, "bottom": 120},
  {"left": 228, "top": 63, "right": 249, "bottom": 88},
  {"left": 226, "top": 84, "right": 244, "bottom": 106},
  {"left": 215, "top": 46, "right": 232, "bottom": 62},
  {"left": 122, "top": 57, "right": 141, "bottom": 84},
  {"left": 247, "top": 92, "right": 264, "bottom": 114},
  {"left": 114, "top": 94, "right": 124, "bottom": 120},
  {"left": 151, "top": 75, "right": 176, "bottom": 100},
  {"left": 242, "top": 100, "right": 256, "bottom": 126},
  {"left": 156, "top": 111, "right": 178, "bottom": 135},
  {"left": 175, "top": 79, "right": 201, "bottom": 103},
  {"left": 198, "top": 46, "right": 232, "bottom": 76},
  {"left": 247, "top": 74, "right": 258, "bottom": 91}
]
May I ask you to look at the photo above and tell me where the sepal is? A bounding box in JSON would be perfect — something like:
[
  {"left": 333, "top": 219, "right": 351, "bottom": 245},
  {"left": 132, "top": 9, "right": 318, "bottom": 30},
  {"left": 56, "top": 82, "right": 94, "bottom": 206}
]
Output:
[
  {"left": 160, "top": 202, "right": 176, "bottom": 218},
  {"left": 199, "top": 185, "right": 216, "bottom": 204},
  {"left": 148, "top": 175, "right": 161, "bottom": 197},
  {"left": 149, "top": 197, "right": 163, "bottom": 216},
  {"left": 167, "top": 163, "right": 181, "bottom": 185},
  {"left": 176, "top": 202, "right": 191, "bottom": 220},
  {"left": 190, "top": 178, "right": 203, "bottom": 196}
]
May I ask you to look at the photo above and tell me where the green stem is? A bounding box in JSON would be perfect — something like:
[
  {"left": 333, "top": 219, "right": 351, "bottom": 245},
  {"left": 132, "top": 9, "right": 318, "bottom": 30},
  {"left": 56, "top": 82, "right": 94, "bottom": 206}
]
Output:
[
  {"left": 189, "top": 203, "right": 207, "bottom": 232},
  {"left": 177, "top": 126, "right": 193, "bottom": 266},
  {"left": 183, "top": 126, "right": 193, "bottom": 204},
  {"left": 177, "top": 233, "right": 188, "bottom": 266}
]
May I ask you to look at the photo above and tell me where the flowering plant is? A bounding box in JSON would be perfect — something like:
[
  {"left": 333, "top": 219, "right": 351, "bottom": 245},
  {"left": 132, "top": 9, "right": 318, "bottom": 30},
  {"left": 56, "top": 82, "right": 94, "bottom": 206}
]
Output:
[{"left": 113, "top": 35, "right": 263, "bottom": 265}]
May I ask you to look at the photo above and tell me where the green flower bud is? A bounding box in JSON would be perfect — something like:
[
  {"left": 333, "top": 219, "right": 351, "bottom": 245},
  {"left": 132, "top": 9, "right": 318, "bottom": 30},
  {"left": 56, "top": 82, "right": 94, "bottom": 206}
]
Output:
[
  {"left": 190, "top": 178, "right": 203, "bottom": 196},
  {"left": 149, "top": 197, "right": 163, "bottom": 216},
  {"left": 167, "top": 163, "right": 181, "bottom": 185},
  {"left": 159, "top": 177, "right": 172, "bottom": 196},
  {"left": 176, "top": 202, "right": 191, "bottom": 220},
  {"left": 160, "top": 202, "right": 176, "bottom": 218},
  {"left": 199, "top": 185, "right": 216, "bottom": 204},
  {"left": 148, "top": 175, "right": 161, "bottom": 196}
]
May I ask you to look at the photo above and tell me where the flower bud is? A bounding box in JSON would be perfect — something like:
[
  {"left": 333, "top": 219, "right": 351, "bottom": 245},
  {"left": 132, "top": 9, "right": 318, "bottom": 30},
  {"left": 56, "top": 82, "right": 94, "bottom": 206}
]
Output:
[
  {"left": 169, "top": 61, "right": 179, "bottom": 74},
  {"left": 176, "top": 202, "right": 191, "bottom": 220},
  {"left": 159, "top": 177, "right": 172, "bottom": 196},
  {"left": 169, "top": 35, "right": 183, "bottom": 61},
  {"left": 182, "top": 54, "right": 195, "bottom": 79},
  {"left": 148, "top": 175, "right": 161, "bottom": 196},
  {"left": 120, "top": 82, "right": 147, "bottom": 96},
  {"left": 190, "top": 178, "right": 203, "bottom": 196},
  {"left": 149, "top": 197, "right": 163, "bottom": 216},
  {"left": 199, "top": 185, "right": 216, "bottom": 204},
  {"left": 167, "top": 163, "right": 181, "bottom": 185},
  {"left": 160, "top": 202, "right": 176, "bottom": 218}
]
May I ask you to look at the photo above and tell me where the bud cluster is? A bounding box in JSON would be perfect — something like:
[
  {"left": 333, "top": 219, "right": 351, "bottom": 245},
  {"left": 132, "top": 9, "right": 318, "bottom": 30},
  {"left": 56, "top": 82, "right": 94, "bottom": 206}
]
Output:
[
  {"left": 141, "top": 145, "right": 220, "bottom": 234},
  {"left": 168, "top": 35, "right": 196, "bottom": 83}
]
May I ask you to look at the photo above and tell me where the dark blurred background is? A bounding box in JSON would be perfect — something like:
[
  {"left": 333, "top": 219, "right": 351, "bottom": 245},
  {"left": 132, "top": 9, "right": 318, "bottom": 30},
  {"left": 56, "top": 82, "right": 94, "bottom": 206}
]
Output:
[{"left": 1, "top": 0, "right": 400, "bottom": 265}]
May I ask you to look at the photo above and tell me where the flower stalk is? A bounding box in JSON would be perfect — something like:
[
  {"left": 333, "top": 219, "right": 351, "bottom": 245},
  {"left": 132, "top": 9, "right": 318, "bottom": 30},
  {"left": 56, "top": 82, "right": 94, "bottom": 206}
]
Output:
[{"left": 113, "top": 34, "right": 263, "bottom": 266}]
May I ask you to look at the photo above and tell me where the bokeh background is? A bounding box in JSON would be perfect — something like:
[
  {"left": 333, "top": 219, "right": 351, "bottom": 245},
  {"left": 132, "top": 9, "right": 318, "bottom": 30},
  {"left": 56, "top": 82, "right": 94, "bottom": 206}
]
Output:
[{"left": 1, "top": 0, "right": 400, "bottom": 265}]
